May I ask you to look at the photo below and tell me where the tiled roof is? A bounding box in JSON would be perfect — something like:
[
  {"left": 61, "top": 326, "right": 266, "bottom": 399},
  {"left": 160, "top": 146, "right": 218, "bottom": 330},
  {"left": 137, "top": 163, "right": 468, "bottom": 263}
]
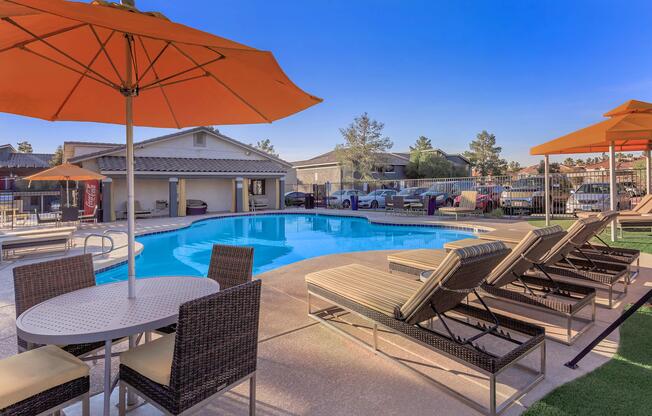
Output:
[
  {"left": 0, "top": 153, "right": 52, "bottom": 168},
  {"left": 293, "top": 151, "right": 410, "bottom": 167},
  {"left": 98, "top": 156, "right": 287, "bottom": 174}
]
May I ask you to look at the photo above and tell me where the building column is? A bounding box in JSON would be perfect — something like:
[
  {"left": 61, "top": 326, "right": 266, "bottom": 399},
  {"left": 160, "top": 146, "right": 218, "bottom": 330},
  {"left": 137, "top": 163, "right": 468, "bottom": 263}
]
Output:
[
  {"left": 235, "top": 177, "right": 244, "bottom": 212},
  {"left": 279, "top": 176, "right": 286, "bottom": 210},
  {"left": 544, "top": 155, "right": 550, "bottom": 226},
  {"left": 169, "top": 178, "right": 178, "bottom": 217},
  {"left": 178, "top": 179, "right": 187, "bottom": 217},
  {"left": 609, "top": 145, "right": 617, "bottom": 241},
  {"left": 646, "top": 148, "right": 651, "bottom": 196},
  {"left": 242, "top": 178, "right": 250, "bottom": 212},
  {"left": 102, "top": 177, "right": 113, "bottom": 223}
]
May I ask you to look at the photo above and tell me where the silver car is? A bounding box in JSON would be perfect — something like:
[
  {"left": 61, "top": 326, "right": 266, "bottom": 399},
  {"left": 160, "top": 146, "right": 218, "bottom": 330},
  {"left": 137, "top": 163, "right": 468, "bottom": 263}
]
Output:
[
  {"left": 566, "top": 182, "right": 631, "bottom": 213},
  {"left": 358, "top": 189, "right": 397, "bottom": 209},
  {"left": 326, "top": 189, "right": 366, "bottom": 208}
]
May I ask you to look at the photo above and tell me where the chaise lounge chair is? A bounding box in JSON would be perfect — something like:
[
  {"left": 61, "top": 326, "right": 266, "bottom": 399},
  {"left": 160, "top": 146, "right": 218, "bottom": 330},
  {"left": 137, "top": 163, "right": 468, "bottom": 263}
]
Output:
[
  {"left": 0, "top": 228, "right": 74, "bottom": 262},
  {"left": 618, "top": 193, "right": 652, "bottom": 216},
  {"left": 122, "top": 201, "right": 152, "bottom": 218},
  {"left": 438, "top": 190, "right": 478, "bottom": 220},
  {"left": 306, "top": 242, "right": 545, "bottom": 415},
  {"left": 388, "top": 226, "right": 596, "bottom": 345}
]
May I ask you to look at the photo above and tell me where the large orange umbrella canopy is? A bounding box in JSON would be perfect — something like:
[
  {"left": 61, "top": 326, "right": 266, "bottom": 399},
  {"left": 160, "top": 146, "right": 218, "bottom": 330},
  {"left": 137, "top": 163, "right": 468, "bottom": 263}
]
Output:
[
  {"left": 24, "top": 162, "right": 105, "bottom": 181},
  {"left": 0, "top": 0, "right": 322, "bottom": 127},
  {"left": 531, "top": 100, "right": 652, "bottom": 155}
]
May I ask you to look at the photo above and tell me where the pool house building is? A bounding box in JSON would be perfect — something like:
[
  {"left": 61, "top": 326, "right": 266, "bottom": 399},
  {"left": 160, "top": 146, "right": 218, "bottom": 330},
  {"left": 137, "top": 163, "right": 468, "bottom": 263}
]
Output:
[{"left": 64, "top": 127, "right": 292, "bottom": 221}]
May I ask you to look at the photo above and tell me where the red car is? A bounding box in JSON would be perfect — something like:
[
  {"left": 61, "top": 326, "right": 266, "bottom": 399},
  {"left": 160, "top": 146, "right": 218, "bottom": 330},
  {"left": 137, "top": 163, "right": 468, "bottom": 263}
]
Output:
[{"left": 453, "top": 185, "right": 504, "bottom": 212}]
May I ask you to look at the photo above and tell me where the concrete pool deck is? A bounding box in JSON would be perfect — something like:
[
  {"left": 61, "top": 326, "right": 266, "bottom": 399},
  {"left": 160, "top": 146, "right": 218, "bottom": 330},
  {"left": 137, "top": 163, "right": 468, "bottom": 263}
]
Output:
[{"left": 0, "top": 208, "right": 648, "bottom": 415}]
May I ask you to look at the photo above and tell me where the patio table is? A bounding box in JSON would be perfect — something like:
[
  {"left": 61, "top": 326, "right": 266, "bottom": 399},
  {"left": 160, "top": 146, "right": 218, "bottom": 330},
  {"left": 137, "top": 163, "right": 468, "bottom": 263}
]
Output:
[{"left": 16, "top": 276, "right": 219, "bottom": 416}]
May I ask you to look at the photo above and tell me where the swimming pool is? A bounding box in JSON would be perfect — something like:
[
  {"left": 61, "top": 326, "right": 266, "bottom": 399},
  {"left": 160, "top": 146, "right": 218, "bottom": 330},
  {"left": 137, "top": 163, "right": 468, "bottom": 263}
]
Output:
[{"left": 96, "top": 214, "right": 476, "bottom": 284}]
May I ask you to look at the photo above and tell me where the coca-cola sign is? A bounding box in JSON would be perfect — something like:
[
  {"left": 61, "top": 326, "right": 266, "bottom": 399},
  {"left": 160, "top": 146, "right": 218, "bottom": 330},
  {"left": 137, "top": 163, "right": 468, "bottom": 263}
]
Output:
[{"left": 83, "top": 180, "right": 99, "bottom": 215}]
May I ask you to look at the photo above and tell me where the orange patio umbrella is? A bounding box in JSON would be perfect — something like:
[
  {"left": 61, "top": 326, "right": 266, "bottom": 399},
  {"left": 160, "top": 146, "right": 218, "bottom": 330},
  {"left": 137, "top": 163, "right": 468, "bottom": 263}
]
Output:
[
  {"left": 531, "top": 100, "right": 652, "bottom": 155},
  {"left": 0, "top": 0, "right": 321, "bottom": 299},
  {"left": 24, "top": 162, "right": 106, "bottom": 206}
]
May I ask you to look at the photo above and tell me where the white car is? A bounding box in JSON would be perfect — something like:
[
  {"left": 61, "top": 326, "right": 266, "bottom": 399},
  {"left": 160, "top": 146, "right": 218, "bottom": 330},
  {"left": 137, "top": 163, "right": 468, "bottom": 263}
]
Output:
[
  {"left": 326, "top": 189, "right": 366, "bottom": 208},
  {"left": 566, "top": 182, "right": 631, "bottom": 213},
  {"left": 358, "top": 189, "right": 397, "bottom": 209}
]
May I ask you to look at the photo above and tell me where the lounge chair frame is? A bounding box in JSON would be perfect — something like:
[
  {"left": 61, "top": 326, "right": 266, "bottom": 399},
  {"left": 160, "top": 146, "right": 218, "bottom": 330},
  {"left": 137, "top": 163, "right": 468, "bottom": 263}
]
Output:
[{"left": 307, "top": 286, "right": 545, "bottom": 416}]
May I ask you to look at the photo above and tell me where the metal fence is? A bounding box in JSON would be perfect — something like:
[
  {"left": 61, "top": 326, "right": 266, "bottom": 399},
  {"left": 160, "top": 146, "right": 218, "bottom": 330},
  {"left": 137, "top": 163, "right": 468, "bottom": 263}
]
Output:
[{"left": 284, "top": 168, "right": 648, "bottom": 217}]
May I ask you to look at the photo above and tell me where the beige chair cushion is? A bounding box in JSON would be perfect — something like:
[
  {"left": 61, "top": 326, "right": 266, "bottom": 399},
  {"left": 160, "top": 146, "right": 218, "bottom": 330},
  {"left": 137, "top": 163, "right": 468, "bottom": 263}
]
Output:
[
  {"left": 0, "top": 345, "right": 88, "bottom": 409},
  {"left": 445, "top": 238, "right": 516, "bottom": 251},
  {"left": 486, "top": 226, "right": 564, "bottom": 287},
  {"left": 120, "top": 334, "right": 175, "bottom": 386},
  {"left": 387, "top": 249, "right": 448, "bottom": 271},
  {"left": 306, "top": 264, "right": 421, "bottom": 317}
]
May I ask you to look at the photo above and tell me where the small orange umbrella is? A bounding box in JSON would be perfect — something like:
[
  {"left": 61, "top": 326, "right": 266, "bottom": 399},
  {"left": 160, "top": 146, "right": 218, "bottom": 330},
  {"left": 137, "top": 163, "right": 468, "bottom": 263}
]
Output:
[
  {"left": 24, "top": 163, "right": 106, "bottom": 206},
  {"left": 0, "top": 0, "right": 321, "bottom": 301}
]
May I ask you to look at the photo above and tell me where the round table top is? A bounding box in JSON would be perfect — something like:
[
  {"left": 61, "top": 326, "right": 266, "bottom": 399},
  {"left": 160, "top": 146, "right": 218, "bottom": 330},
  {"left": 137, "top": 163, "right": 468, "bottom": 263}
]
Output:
[{"left": 16, "top": 276, "right": 219, "bottom": 345}]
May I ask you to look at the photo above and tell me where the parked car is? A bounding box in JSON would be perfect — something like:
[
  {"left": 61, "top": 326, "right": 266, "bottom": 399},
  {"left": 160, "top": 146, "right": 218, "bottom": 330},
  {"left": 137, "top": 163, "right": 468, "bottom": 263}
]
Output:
[
  {"left": 454, "top": 185, "right": 504, "bottom": 212},
  {"left": 565, "top": 182, "right": 631, "bottom": 214},
  {"left": 326, "top": 189, "right": 367, "bottom": 208},
  {"left": 419, "top": 181, "right": 475, "bottom": 208},
  {"left": 501, "top": 175, "right": 573, "bottom": 215},
  {"left": 396, "top": 187, "right": 429, "bottom": 208},
  {"left": 358, "top": 189, "right": 397, "bottom": 209},
  {"left": 284, "top": 191, "right": 306, "bottom": 206}
]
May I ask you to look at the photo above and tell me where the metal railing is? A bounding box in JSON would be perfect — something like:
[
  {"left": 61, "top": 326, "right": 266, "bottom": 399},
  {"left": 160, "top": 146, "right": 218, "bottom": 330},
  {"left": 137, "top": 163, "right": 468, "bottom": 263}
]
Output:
[
  {"left": 83, "top": 233, "right": 114, "bottom": 257},
  {"left": 285, "top": 168, "right": 649, "bottom": 218}
]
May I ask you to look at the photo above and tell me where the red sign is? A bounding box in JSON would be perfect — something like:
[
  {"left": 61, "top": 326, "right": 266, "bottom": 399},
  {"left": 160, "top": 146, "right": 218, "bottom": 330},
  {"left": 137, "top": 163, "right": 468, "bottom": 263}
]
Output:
[{"left": 83, "top": 180, "right": 99, "bottom": 215}]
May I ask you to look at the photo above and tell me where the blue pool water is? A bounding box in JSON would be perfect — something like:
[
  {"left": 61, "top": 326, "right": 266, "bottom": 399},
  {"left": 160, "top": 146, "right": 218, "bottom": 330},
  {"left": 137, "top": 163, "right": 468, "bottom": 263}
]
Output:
[{"left": 96, "top": 214, "right": 475, "bottom": 284}]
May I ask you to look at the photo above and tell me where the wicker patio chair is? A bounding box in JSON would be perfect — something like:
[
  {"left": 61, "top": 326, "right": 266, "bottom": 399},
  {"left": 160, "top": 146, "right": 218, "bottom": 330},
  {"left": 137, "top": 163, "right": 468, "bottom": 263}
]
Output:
[
  {"left": 388, "top": 227, "right": 597, "bottom": 345},
  {"left": 438, "top": 190, "right": 479, "bottom": 219},
  {"left": 157, "top": 244, "right": 254, "bottom": 334},
  {"left": 306, "top": 242, "right": 545, "bottom": 416},
  {"left": 207, "top": 244, "right": 254, "bottom": 289},
  {"left": 13, "top": 254, "right": 107, "bottom": 357},
  {"left": 119, "top": 280, "right": 262, "bottom": 416},
  {"left": 0, "top": 345, "right": 90, "bottom": 416}
]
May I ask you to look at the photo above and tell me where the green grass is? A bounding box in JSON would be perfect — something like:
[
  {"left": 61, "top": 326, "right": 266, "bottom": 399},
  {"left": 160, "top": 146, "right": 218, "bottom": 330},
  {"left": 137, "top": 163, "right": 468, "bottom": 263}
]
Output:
[
  {"left": 527, "top": 219, "right": 652, "bottom": 255},
  {"left": 523, "top": 306, "right": 652, "bottom": 416}
]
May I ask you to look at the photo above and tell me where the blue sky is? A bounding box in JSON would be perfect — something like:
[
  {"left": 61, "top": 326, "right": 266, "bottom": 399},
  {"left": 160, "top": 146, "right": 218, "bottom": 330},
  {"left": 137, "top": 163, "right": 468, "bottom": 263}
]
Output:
[{"left": 2, "top": 0, "right": 652, "bottom": 165}]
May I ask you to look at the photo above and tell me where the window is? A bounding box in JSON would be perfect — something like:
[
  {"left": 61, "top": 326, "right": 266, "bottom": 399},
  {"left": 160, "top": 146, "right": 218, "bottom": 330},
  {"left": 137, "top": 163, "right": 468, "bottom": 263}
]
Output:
[
  {"left": 249, "top": 179, "right": 266, "bottom": 196},
  {"left": 193, "top": 132, "right": 206, "bottom": 147}
]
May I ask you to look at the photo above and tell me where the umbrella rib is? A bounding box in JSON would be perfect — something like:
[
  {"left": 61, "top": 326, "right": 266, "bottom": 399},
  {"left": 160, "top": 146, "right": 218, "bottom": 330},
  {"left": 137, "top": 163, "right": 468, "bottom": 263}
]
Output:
[
  {"left": 140, "top": 74, "right": 209, "bottom": 90},
  {"left": 171, "top": 43, "right": 272, "bottom": 122},
  {"left": 138, "top": 41, "right": 170, "bottom": 83},
  {"left": 0, "top": 21, "right": 88, "bottom": 53},
  {"left": 52, "top": 30, "right": 118, "bottom": 120},
  {"left": 89, "top": 25, "right": 125, "bottom": 86},
  {"left": 19, "top": 46, "right": 117, "bottom": 90},
  {"left": 3, "top": 17, "right": 120, "bottom": 90},
  {"left": 136, "top": 36, "right": 180, "bottom": 128},
  {"left": 137, "top": 55, "right": 224, "bottom": 90}
]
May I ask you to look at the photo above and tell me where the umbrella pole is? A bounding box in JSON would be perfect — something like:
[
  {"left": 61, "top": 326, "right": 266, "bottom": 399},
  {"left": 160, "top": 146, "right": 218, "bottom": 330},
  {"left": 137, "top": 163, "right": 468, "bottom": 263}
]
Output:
[
  {"left": 125, "top": 35, "right": 136, "bottom": 299},
  {"left": 609, "top": 144, "right": 617, "bottom": 241}
]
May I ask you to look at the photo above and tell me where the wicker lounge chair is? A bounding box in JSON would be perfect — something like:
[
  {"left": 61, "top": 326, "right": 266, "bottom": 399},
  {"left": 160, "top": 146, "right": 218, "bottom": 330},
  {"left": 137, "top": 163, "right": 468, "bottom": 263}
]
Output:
[
  {"left": 534, "top": 217, "right": 630, "bottom": 308},
  {"left": 617, "top": 214, "right": 652, "bottom": 237},
  {"left": 306, "top": 242, "right": 545, "bottom": 416},
  {"left": 0, "top": 345, "right": 90, "bottom": 416},
  {"left": 158, "top": 244, "right": 254, "bottom": 334},
  {"left": 13, "top": 254, "right": 118, "bottom": 357},
  {"left": 618, "top": 193, "right": 652, "bottom": 216},
  {"left": 122, "top": 200, "right": 152, "bottom": 218},
  {"left": 392, "top": 196, "right": 405, "bottom": 215},
  {"left": 438, "top": 190, "right": 478, "bottom": 219},
  {"left": 34, "top": 209, "right": 60, "bottom": 226},
  {"left": 388, "top": 227, "right": 596, "bottom": 345},
  {"left": 119, "top": 280, "right": 261, "bottom": 416}
]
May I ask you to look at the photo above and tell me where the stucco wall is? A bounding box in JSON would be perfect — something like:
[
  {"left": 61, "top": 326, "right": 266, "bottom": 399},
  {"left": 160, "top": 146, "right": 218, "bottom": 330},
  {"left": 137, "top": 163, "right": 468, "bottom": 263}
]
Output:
[
  {"left": 134, "top": 132, "right": 267, "bottom": 160},
  {"left": 185, "top": 178, "right": 233, "bottom": 213},
  {"left": 112, "top": 178, "right": 169, "bottom": 215},
  {"left": 296, "top": 165, "right": 342, "bottom": 185}
]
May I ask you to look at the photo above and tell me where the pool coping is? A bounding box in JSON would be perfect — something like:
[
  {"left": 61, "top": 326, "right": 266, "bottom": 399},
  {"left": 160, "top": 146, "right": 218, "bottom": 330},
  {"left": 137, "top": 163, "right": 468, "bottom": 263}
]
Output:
[{"left": 93, "top": 209, "right": 501, "bottom": 275}]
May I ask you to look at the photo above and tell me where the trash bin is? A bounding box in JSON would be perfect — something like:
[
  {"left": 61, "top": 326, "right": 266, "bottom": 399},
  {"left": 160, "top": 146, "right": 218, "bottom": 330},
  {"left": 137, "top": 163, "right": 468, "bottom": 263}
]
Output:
[
  {"left": 427, "top": 195, "right": 437, "bottom": 216},
  {"left": 304, "top": 193, "right": 315, "bottom": 209},
  {"left": 350, "top": 195, "right": 358, "bottom": 211}
]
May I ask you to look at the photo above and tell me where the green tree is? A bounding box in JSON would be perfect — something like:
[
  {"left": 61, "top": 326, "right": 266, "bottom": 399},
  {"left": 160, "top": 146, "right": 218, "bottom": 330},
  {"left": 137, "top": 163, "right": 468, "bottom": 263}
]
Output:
[
  {"left": 335, "top": 113, "right": 393, "bottom": 180},
  {"left": 253, "top": 139, "right": 278, "bottom": 157},
  {"left": 463, "top": 131, "right": 507, "bottom": 176},
  {"left": 537, "top": 161, "right": 560, "bottom": 174},
  {"left": 409, "top": 136, "right": 433, "bottom": 152},
  {"left": 575, "top": 158, "right": 585, "bottom": 165},
  {"left": 507, "top": 160, "right": 521, "bottom": 173},
  {"left": 406, "top": 151, "right": 452, "bottom": 179},
  {"left": 17, "top": 140, "right": 33, "bottom": 153},
  {"left": 563, "top": 157, "right": 575, "bottom": 166},
  {"left": 50, "top": 145, "right": 63, "bottom": 166}
]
